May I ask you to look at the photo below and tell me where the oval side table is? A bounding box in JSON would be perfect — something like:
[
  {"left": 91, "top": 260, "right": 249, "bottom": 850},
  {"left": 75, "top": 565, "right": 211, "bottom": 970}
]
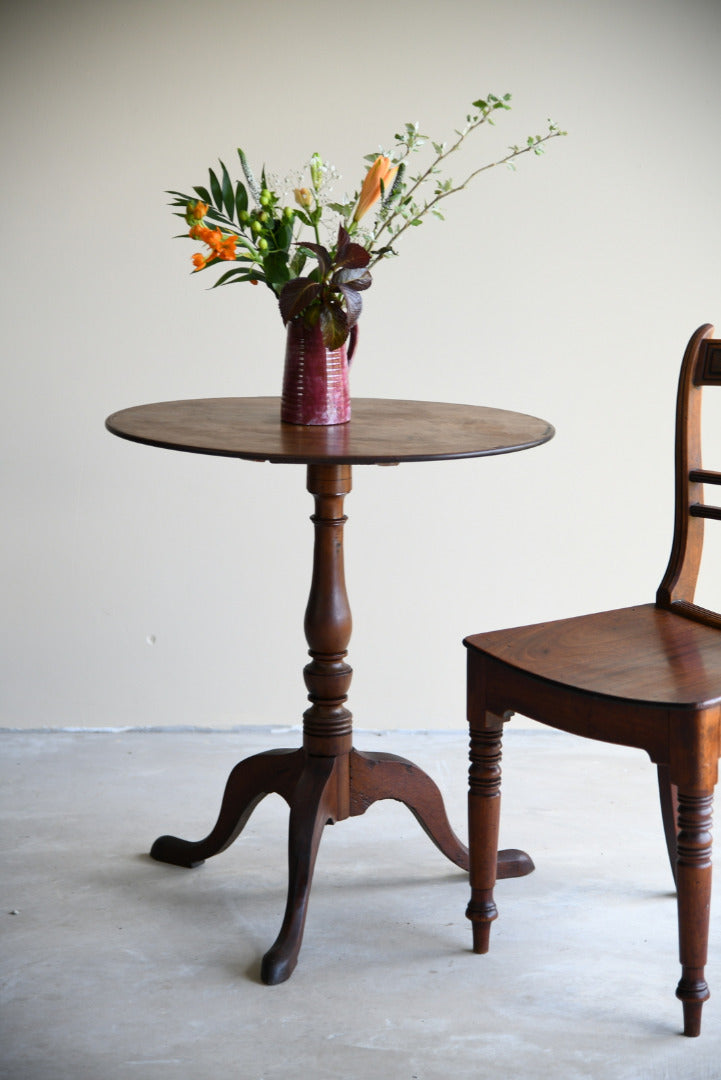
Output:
[{"left": 105, "top": 396, "right": 555, "bottom": 983}]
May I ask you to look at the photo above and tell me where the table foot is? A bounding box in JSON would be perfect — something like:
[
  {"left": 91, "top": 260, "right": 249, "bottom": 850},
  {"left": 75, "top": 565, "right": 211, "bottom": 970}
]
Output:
[
  {"left": 261, "top": 755, "right": 338, "bottom": 985},
  {"left": 347, "top": 750, "right": 533, "bottom": 879},
  {"left": 150, "top": 742, "right": 533, "bottom": 982},
  {"left": 496, "top": 848, "right": 534, "bottom": 878},
  {"left": 150, "top": 748, "right": 303, "bottom": 868},
  {"left": 349, "top": 749, "right": 468, "bottom": 868}
]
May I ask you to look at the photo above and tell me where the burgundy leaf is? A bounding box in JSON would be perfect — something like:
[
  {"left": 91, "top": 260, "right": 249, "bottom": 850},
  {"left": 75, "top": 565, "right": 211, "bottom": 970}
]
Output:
[
  {"left": 297, "top": 241, "right": 331, "bottom": 278},
  {"left": 279, "top": 277, "right": 321, "bottom": 323},
  {"left": 347, "top": 323, "right": 358, "bottom": 363},
  {"left": 332, "top": 267, "right": 372, "bottom": 291},
  {"left": 336, "top": 224, "right": 351, "bottom": 260},
  {"left": 335, "top": 223, "right": 370, "bottom": 270},
  {"left": 319, "top": 301, "right": 349, "bottom": 349},
  {"left": 335, "top": 242, "right": 371, "bottom": 270},
  {"left": 339, "top": 285, "right": 363, "bottom": 327}
]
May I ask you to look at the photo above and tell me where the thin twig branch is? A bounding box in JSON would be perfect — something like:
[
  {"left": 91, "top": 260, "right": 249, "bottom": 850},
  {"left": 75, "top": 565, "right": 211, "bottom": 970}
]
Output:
[
  {"left": 368, "top": 126, "right": 564, "bottom": 267},
  {"left": 369, "top": 108, "right": 499, "bottom": 250}
]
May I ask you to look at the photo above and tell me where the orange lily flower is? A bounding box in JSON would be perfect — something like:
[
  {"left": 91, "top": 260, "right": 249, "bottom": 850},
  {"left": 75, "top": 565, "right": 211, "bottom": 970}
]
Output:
[
  {"left": 217, "top": 235, "right": 237, "bottom": 261},
  {"left": 190, "top": 226, "right": 239, "bottom": 269},
  {"left": 353, "top": 155, "right": 398, "bottom": 222},
  {"left": 205, "top": 228, "right": 223, "bottom": 249}
]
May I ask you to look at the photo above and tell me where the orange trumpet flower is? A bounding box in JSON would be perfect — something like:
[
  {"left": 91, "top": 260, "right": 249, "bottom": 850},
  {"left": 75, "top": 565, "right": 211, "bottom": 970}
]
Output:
[{"left": 352, "top": 155, "right": 398, "bottom": 222}]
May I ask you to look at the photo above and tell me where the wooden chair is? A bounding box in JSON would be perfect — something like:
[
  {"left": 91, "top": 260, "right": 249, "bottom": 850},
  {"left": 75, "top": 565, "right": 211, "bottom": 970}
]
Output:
[{"left": 465, "top": 323, "right": 721, "bottom": 1036}]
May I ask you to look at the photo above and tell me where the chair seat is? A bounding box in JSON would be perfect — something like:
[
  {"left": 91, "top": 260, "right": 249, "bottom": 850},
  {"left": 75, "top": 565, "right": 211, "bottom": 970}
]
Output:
[{"left": 465, "top": 604, "right": 721, "bottom": 710}]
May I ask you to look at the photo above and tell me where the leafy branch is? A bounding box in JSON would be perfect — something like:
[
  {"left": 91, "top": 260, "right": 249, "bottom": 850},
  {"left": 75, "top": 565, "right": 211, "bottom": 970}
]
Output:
[
  {"left": 168, "top": 93, "right": 566, "bottom": 346},
  {"left": 359, "top": 95, "right": 565, "bottom": 265}
]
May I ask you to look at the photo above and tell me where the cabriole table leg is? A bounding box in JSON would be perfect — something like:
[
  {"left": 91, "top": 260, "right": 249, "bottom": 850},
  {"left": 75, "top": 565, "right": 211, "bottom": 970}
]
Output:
[{"left": 151, "top": 460, "right": 533, "bottom": 983}]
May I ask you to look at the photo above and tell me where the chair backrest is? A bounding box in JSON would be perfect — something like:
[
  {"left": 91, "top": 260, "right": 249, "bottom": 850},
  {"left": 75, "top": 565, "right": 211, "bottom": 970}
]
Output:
[{"left": 657, "top": 323, "right": 721, "bottom": 628}]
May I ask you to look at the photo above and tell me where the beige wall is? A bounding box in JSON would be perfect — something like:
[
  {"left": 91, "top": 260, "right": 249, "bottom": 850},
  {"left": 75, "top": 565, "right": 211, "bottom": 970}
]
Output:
[{"left": 1, "top": 0, "right": 720, "bottom": 730}]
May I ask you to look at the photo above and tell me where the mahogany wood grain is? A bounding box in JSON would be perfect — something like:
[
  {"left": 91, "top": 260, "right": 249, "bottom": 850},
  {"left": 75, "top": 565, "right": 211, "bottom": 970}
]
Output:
[
  {"left": 106, "top": 398, "right": 552, "bottom": 983},
  {"left": 106, "top": 397, "right": 554, "bottom": 464},
  {"left": 465, "top": 324, "right": 721, "bottom": 1036}
]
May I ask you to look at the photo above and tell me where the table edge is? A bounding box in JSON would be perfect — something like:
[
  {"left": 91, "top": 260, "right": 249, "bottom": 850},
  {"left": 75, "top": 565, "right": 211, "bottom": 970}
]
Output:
[{"left": 105, "top": 396, "right": 555, "bottom": 465}]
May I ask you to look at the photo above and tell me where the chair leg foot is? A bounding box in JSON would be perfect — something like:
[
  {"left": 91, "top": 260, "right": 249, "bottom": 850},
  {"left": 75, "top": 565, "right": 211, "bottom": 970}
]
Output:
[
  {"left": 681, "top": 997, "right": 705, "bottom": 1037},
  {"left": 466, "top": 902, "right": 495, "bottom": 954},
  {"left": 675, "top": 788, "right": 713, "bottom": 1037},
  {"left": 676, "top": 979, "right": 709, "bottom": 1036},
  {"left": 467, "top": 710, "right": 505, "bottom": 957}
]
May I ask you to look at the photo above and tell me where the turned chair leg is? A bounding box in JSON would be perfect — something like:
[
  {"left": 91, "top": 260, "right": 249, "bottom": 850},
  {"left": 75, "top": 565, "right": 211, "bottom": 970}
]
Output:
[
  {"left": 675, "top": 789, "right": 713, "bottom": 1036},
  {"left": 466, "top": 711, "right": 506, "bottom": 953}
]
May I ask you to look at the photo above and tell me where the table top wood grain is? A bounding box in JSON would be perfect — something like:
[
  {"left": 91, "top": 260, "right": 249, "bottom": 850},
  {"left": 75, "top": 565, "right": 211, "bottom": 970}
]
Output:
[{"left": 105, "top": 397, "right": 554, "bottom": 465}]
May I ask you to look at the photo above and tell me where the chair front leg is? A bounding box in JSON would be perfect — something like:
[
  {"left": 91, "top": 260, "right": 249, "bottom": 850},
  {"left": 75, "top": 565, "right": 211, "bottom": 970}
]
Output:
[
  {"left": 675, "top": 788, "right": 713, "bottom": 1037},
  {"left": 657, "top": 764, "right": 679, "bottom": 886},
  {"left": 467, "top": 708, "right": 507, "bottom": 954}
]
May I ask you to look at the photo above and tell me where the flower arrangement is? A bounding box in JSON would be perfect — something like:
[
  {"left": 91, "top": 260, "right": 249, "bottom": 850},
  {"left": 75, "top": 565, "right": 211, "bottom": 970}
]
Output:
[{"left": 170, "top": 95, "right": 564, "bottom": 350}]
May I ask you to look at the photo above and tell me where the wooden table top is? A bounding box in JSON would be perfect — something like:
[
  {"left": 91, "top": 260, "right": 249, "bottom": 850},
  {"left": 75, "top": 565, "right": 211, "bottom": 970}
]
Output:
[{"left": 105, "top": 397, "right": 554, "bottom": 465}]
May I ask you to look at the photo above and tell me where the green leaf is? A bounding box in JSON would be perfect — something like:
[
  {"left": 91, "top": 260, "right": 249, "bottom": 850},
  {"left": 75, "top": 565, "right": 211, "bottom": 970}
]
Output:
[
  {"left": 193, "top": 185, "right": 212, "bottom": 206},
  {"left": 208, "top": 168, "right": 223, "bottom": 210},
  {"left": 222, "top": 271, "right": 266, "bottom": 287},
  {"left": 263, "top": 250, "right": 292, "bottom": 290},
  {"left": 211, "top": 267, "right": 253, "bottom": 288},
  {"left": 203, "top": 206, "right": 235, "bottom": 230},
  {"left": 289, "top": 249, "right": 307, "bottom": 277},
  {"left": 220, "top": 161, "right": 235, "bottom": 219},
  {"left": 235, "top": 182, "right": 248, "bottom": 218},
  {"left": 274, "top": 220, "right": 293, "bottom": 253},
  {"left": 224, "top": 274, "right": 266, "bottom": 286}
]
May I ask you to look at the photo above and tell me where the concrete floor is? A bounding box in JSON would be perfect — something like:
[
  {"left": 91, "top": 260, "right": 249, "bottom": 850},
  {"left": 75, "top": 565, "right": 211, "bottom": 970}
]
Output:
[{"left": 2, "top": 727, "right": 720, "bottom": 1080}]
